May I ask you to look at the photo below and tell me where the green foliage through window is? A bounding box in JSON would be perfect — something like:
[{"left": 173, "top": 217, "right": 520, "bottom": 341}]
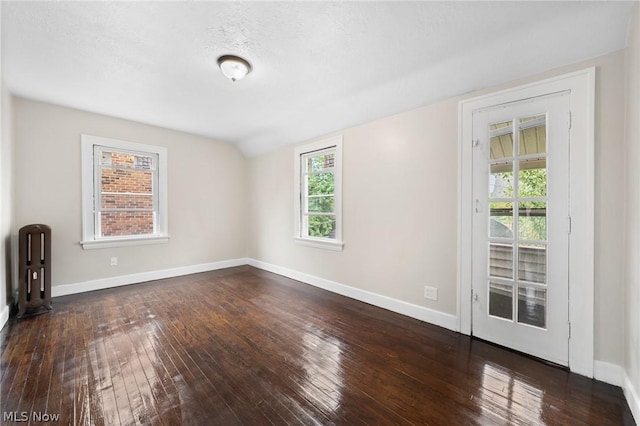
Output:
[
  {"left": 304, "top": 152, "right": 336, "bottom": 238},
  {"left": 491, "top": 166, "right": 547, "bottom": 241}
]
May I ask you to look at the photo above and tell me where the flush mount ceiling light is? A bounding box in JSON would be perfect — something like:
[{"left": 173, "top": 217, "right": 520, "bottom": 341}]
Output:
[{"left": 217, "top": 55, "right": 252, "bottom": 82}]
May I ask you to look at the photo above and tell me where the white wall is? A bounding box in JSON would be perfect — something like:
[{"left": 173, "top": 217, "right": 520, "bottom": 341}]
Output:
[
  {"left": 13, "top": 98, "right": 247, "bottom": 289},
  {"left": 624, "top": 2, "right": 640, "bottom": 422},
  {"left": 247, "top": 50, "right": 627, "bottom": 368}
]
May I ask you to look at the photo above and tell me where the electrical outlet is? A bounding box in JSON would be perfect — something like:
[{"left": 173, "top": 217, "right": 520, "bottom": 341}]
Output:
[
  {"left": 424, "top": 286, "right": 438, "bottom": 301},
  {"left": 110, "top": 257, "right": 118, "bottom": 266}
]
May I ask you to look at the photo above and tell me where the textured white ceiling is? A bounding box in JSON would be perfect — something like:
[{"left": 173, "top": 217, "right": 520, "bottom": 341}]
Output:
[{"left": 1, "top": 1, "right": 634, "bottom": 157}]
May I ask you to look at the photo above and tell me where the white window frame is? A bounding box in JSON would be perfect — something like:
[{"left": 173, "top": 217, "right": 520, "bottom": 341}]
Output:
[
  {"left": 293, "top": 135, "right": 344, "bottom": 251},
  {"left": 81, "top": 134, "right": 169, "bottom": 249}
]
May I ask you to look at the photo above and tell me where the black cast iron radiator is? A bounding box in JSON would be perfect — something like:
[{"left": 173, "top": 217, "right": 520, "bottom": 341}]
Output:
[{"left": 18, "top": 224, "right": 52, "bottom": 318}]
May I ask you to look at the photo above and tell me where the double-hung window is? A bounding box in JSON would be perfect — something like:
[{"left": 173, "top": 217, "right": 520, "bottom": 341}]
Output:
[
  {"left": 294, "top": 135, "right": 343, "bottom": 251},
  {"left": 81, "top": 134, "right": 168, "bottom": 249}
]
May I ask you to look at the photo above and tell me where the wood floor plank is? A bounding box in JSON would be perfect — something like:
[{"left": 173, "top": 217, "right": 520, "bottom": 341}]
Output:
[
  {"left": 59, "top": 305, "right": 79, "bottom": 424},
  {"left": 0, "top": 265, "right": 634, "bottom": 425},
  {"left": 25, "top": 313, "right": 58, "bottom": 420}
]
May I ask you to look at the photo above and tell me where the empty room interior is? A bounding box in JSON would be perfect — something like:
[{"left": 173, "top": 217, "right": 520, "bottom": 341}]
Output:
[{"left": 1, "top": 1, "right": 640, "bottom": 424}]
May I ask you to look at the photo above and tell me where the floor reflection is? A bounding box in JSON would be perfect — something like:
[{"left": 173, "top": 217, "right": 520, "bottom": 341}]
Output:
[
  {"left": 300, "top": 330, "right": 344, "bottom": 413},
  {"left": 88, "top": 319, "right": 183, "bottom": 424},
  {"left": 479, "top": 363, "right": 545, "bottom": 424}
]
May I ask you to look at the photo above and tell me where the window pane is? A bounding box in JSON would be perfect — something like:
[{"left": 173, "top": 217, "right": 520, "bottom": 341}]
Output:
[
  {"left": 100, "top": 212, "right": 155, "bottom": 237},
  {"left": 518, "top": 158, "right": 546, "bottom": 197},
  {"left": 518, "top": 243, "right": 546, "bottom": 284},
  {"left": 489, "top": 164, "right": 513, "bottom": 199},
  {"left": 102, "top": 194, "right": 153, "bottom": 210},
  {"left": 101, "top": 169, "right": 153, "bottom": 194},
  {"left": 518, "top": 201, "right": 546, "bottom": 241},
  {"left": 490, "top": 202, "right": 513, "bottom": 239},
  {"left": 100, "top": 151, "right": 112, "bottom": 166},
  {"left": 308, "top": 215, "right": 336, "bottom": 239},
  {"left": 307, "top": 195, "right": 334, "bottom": 213},
  {"left": 306, "top": 172, "right": 334, "bottom": 196},
  {"left": 519, "top": 115, "right": 546, "bottom": 156},
  {"left": 517, "top": 286, "right": 546, "bottom": 328},
  {"left": 134, "top": 155, "right": 154, "bottom": 170},
  {"left": 489, "top": 243, "right": 513, "bottom": 279},
  {"left": 100, "top": 150, "right": 155, "bottom": 168},
  {"left": 98, "top": 149, "right": 156, "bottom": 239},
  {"left": 306, "top": 153, "right": 335, "bottom": 172},
  {"left": 489, "top": 281, "right": 513, "bottom": 320},
  {"left": 489, "top": 120, "right": 513, "bottom": 159}
]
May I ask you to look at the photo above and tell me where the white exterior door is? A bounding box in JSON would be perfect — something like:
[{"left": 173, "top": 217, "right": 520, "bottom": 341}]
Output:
[{"left": 471, "top": 92, "right": 571, "bottom": 366}]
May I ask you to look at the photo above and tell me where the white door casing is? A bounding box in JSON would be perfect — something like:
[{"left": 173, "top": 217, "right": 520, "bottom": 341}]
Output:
[{"left": 458, "top": 68, "right": 595, "bottom": 377}]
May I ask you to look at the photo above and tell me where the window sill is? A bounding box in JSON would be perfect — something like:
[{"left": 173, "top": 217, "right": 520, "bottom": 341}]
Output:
[
  {"left": 294, "top": 237, "right": 344, "bottom": 251},
  {"left": 81, "top": 235, "right": 170, "bottom": 250}
]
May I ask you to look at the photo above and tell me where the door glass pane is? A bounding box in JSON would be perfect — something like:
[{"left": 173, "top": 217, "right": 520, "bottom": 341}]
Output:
[
  {"left": 489, "top": 282, "right": 513, "bottom": 320},
  {"left": 489, "top": 243, "right": 513, "bottom": 279},
  {"left": 517, "top": 286, "right": 546, "bottom": 328},
  {"left": 518, "top": 202, "right": 546, "bottom": 241},
  {"left": 518, "top": 158, "right": 546, "bottom": 197},
  {"left": 489, "top": 164, "right": 513, "bottom": 198},
  {"left": 489, "top": 120, "right": 513, "bottom": 159},
  {"left": 519, "top": 115, "right": 546, "bottom": 155},
  {"left": 518, "top": 244, "right": 546, "bottom": 284},
  {"left": 490, "top": 202, "right": 513, "bottom": 239}
]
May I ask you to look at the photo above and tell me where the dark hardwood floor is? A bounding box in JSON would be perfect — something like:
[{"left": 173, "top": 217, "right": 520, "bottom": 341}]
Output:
[{"left": 0, "top": 266, "right": 634, "bottom": 425}]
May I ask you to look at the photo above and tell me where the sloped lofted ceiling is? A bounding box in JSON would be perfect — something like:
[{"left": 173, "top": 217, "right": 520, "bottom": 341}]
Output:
[{"left": 1, "top": 1, "right": 634, "bottom": 157}]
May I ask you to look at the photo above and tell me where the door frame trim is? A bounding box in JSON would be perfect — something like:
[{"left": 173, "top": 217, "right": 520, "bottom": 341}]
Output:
[{"left": 458, "top": 68, "right": 596, "bottom": 377}]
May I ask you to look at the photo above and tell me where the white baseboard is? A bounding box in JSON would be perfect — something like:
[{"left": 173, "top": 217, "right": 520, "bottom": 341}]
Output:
[
  {"left": 247, "top": 258, "right": 458, "bottom": 332},
  {"left": 594, "top": 361, "right": 624, "bottom": 387},
  {"left": 52, "top": 258, "right": 249, "bottom": 297},
  {"left": 0, "top": 303, "right": 9, "bottom": 331},
  {"left": 625, "top": 372, "right": 640, "bottom": 425},
  {"left": 51, "top": 257, "right": 458, "bottom": 334},
  {"left": 593, "top": 362, "right": 639, "bottom": 423}
]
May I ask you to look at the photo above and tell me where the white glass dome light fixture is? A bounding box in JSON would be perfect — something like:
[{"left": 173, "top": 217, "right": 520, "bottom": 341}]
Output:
[{"left": 217, "top": 55, "right": 252, "bottom": 82}]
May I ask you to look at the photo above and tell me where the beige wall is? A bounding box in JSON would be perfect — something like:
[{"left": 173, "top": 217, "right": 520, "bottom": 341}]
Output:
[
  {"left": 1, "top": 82, "right": 13, "bottom": 317},
  {"left": 249, "top": 98, "right": 460, "bottom": 312},
  {"left": 1, "top": 0, "right": 15, "bottom": 328},
  {"left": 13, "top": 98, "right": 247, "bottom": 287},
  {"left": 624, "top": 1, "right": 640, "bottom": 418},
  {"left": 247, "top": 50, "right": 627, "bottom": 367},
  {"left": 592, "top": 51, "right": 626, "bottom": 367}
]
